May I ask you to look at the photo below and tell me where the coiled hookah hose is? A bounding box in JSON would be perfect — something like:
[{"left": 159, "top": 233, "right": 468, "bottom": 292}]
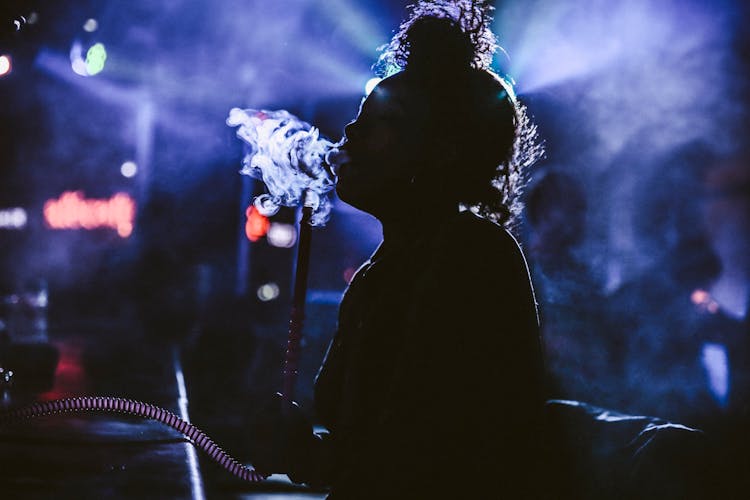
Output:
[
  {"left": 0, "top": 396, "right": 266, "bottom": 482},
  {"left": 0, "top": 202, "right": 316, "bottom": 483}
]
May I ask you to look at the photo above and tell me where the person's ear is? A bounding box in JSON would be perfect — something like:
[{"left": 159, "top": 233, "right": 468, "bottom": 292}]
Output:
[{"left": 412, "top": 140, "right": 458, "bottom": 192}]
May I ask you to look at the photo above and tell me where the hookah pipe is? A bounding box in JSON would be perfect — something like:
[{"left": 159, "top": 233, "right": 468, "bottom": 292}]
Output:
[
  {"left": 282, "top": 192, "right": 314, "bottom": 410},
  {"left": 0, "top": 197, "right": 318, "bottom": 484}
]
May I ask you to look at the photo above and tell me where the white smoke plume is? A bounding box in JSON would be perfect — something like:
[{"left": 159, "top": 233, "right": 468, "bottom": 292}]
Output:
[{"left": 227, "top": 108, "right": 340, "bottom": 226}]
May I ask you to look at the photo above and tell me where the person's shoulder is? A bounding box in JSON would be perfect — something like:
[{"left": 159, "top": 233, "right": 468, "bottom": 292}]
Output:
[
  {"left": 425, "top": 212, "right": 537, "bottom": 308},
  {"left": 437, "top": 210, "right": 523, "bottom": 259}
]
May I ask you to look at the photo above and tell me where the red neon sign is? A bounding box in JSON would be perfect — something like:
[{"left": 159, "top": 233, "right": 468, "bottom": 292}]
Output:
[
  {"left": 245, "top": 205, "right": 270, "bottom": 242},
  {"left": 43, "top": 191, "right": 136, "bottom": 238}
]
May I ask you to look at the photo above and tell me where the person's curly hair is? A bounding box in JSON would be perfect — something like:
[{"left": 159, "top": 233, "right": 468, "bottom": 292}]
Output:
[{"left": 375, "top": 0, "right": 543, "bottom": 230}]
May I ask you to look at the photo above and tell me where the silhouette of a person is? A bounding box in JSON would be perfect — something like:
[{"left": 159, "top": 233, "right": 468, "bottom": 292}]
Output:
[{"left": 252, "top": 3, "right": 545, "bottom": 498}]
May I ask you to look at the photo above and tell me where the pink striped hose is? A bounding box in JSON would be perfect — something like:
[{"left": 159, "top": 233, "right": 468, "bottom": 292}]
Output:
[{"left": 0, "top": 396, "right": 266, "bottom": 482}]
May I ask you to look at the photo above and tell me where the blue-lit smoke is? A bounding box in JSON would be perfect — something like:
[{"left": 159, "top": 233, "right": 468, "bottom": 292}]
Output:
[
  {"left": 494, "top": 0, "right": 748, "bottom": 421},
  {"left": 495, "top": 0, "right": 746, "bottom": 291},
  {"left": 227, "top": 108, "right": 339, "bottom": 226},
  {"left": 497, "top": 0, "right": 743, "bottom": 163}
]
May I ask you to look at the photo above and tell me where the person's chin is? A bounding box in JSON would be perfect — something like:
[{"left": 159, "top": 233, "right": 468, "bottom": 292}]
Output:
[{"left": 335, "top": 180, "right": 377, "bottom": 215}]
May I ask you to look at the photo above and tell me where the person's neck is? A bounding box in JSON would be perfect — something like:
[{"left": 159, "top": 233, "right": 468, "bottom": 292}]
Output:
[{"left": 379, "top": 202, "right": 459, "bottom": 252}]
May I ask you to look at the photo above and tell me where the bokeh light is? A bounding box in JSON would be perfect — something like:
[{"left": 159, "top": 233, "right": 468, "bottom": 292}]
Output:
[
  {"left": 70, "top": 41, "right": 88, "bottom": 76},
  {"left": 701, "top": 342, "right": 730, "bottom": 408},
  {"left": 0, "top": 208, "right": 27, "bottom": 229},
  {"left": 120, "top": 161, "right": 138, "bottom": 178},
  {"left": 85, "top": 43, "right": 107, "bottom": 76},
  {"left": 0, "top": 55, "right": 12, "bottom": 77},
  {"left": 267, "top": 223, "right": 297, "bottom": 248},
  {"left": 83, "top": 18, "right": 99, "bottom": 33},
  {"left": 257, "top": 282, "right": 280, "bottom": 302},
  {"left": 245, "top": 205, "right": 271, "bottom": 242}
]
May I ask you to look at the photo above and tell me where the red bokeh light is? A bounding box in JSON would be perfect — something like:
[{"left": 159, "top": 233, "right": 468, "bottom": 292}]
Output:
[{"left": 245, "top": 205, "right": 270, "bottom": 242}]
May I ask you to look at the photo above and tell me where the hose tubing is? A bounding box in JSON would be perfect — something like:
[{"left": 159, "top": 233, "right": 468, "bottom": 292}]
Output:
[{"left": 0, "top": 396, "right": 266, "bottom": 482}]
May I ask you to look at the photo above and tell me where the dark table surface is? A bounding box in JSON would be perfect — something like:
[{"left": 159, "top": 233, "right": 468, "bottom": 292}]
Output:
[{"left": 0, "top": 330, "right": 328, "bottom": 500}]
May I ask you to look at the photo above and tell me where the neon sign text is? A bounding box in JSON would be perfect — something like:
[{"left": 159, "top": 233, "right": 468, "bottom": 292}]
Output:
[{"left": 43, "top": 191, "right": 136, "bottom": 238}]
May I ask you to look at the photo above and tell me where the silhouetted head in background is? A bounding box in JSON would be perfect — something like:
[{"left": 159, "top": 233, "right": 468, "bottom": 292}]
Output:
[
  {"left": 526, "top": 171, "right": 588, "bottom": 260},
  {"left": 335, "top": 0, "right": 541, "bottom": 232}
]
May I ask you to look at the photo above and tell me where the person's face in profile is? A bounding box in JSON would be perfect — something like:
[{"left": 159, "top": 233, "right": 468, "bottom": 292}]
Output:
[{"left": 335, "top": 73, "right": 431, "bottom": 218}]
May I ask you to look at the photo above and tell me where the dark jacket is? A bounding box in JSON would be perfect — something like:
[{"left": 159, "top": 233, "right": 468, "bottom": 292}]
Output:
[{"left": 300, "top": 211, "right": 546, "bottom": 498}]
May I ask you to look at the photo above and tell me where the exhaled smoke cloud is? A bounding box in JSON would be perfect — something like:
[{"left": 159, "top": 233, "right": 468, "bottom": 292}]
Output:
[{"left": 227, "top": 108, "right": 339, "bottom": 226}]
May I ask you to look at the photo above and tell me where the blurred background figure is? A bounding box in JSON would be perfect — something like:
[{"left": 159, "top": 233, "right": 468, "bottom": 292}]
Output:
[{"left": 524, "top": 170, "right": 614, "bottom": 407}]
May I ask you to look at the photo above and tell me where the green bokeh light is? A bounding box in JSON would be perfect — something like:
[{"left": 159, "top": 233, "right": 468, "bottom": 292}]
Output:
[{"left": 85, "top": 43, "right": 107, "bottom": 75}]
